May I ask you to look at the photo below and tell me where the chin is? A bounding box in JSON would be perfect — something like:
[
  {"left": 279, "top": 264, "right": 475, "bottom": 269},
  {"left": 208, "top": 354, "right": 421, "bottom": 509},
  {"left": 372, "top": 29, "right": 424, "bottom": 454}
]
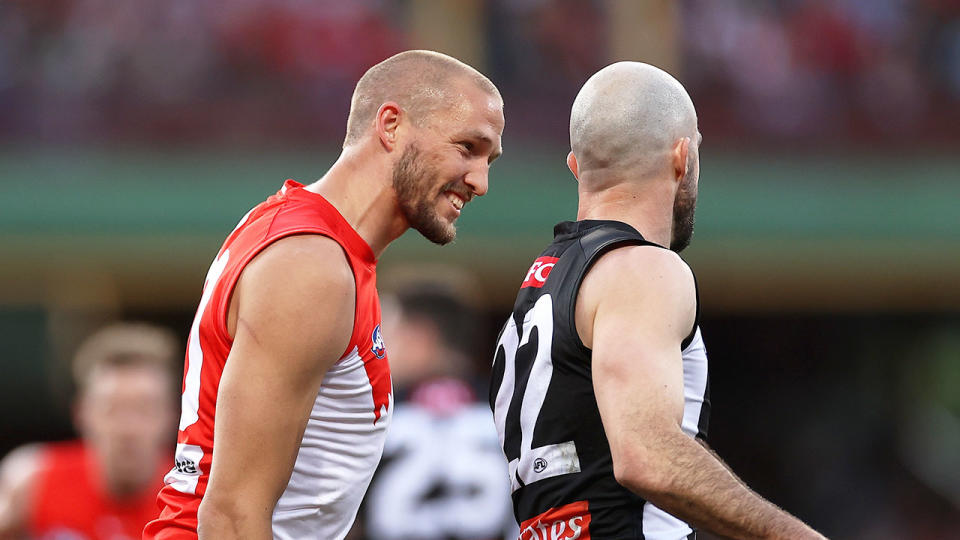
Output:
[{"left": 424, "top": 223, "right": 457, "bottom": 245}]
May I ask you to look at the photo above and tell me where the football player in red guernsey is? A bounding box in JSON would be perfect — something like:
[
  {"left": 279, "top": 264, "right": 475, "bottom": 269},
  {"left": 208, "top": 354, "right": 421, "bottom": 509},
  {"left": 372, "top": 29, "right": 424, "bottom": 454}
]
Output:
[
  {"left": 0, "top": 323, "right": 178, "bottom": 540},
  {"left": 143, "top": 50, "right": 504, "bottom": 540}
]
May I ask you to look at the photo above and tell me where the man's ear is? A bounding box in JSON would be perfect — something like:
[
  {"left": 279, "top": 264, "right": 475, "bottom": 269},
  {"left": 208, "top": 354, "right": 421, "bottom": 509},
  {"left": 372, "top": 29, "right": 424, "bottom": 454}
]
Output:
[
  {"left": 671, "top": 137, "right": 690, "bottom": 184},
  {"left": 567, "top": 151, "right": 580, "bottom": 181},
  {"left": 376, "top": 102, "right": 402, "bottom": 151}
]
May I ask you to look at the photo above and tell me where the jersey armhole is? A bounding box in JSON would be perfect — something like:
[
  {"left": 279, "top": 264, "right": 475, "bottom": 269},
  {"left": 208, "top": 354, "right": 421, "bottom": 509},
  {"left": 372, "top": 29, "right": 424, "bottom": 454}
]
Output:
[
  {"left": 680, "top": 271, "right": 700, "bottom": 351},
  {"left": 213, "top": 229, "right": 361, "bottom": 361},
  {"left": 567, "top": 238, "right": 663, "bottom": 357}
]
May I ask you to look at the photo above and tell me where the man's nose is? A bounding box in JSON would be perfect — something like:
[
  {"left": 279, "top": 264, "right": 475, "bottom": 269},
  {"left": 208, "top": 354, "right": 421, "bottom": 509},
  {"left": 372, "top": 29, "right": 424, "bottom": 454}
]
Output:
[{"left": 465, "top": 162, "right": 489, "bottom": 197}]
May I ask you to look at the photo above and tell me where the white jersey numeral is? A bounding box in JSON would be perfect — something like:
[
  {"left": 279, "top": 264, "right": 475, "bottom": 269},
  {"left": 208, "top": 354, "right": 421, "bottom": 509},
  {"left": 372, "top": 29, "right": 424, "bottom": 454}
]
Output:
[
  {"left": 492, "top": 294, "right": 580, "bottom": 492},
  {"left": 179, "top": 248, "right": 229, "bottom": 431},
  {"left": 179, "top": 207, "right": 254, "bottom": 432}
]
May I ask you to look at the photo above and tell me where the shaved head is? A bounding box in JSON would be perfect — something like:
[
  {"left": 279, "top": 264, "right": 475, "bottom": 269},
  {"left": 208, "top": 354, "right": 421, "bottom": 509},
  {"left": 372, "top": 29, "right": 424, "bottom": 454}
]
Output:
[
  {"left": 570, "top": 62, "right": 697, "bottom": 177},
  {"left": 344, "top": 50, "right": 501, "bottom": 147}
]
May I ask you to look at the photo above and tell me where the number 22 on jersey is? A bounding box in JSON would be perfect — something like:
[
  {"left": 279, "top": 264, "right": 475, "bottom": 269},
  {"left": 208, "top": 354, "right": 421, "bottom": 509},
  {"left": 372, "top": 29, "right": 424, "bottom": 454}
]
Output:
[{"left": 492, "top": 294, "right": 581, "bottom": 492}]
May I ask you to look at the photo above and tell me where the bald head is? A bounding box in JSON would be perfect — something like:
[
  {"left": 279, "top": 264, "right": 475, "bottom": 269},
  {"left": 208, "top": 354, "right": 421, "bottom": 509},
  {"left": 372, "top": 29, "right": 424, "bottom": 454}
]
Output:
[
  {"left": 344, "top": 50, "right": 501, "bottom": 147},
  {"left": 570, "top": 62, "right": 698, "bottom": 177}
]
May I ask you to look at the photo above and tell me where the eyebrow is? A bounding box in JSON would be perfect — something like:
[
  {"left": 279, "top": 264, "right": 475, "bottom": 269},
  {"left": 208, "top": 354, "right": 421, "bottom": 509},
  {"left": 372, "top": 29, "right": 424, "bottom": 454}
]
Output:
[
  {"left": 697, "top": 131, "right": 703, "bottom": 146},
  {"left": 460, "top": 130, "right": 503, "bottom": 163}
]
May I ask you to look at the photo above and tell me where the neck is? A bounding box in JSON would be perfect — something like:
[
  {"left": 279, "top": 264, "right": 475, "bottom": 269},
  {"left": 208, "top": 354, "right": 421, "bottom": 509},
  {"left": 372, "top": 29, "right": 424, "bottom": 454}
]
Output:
[
  {"left": 575, "top": 176, "right": 673, "bottom": 248},
  {"left": 304, "top": 145, "right": 407, "bottom": 258}
]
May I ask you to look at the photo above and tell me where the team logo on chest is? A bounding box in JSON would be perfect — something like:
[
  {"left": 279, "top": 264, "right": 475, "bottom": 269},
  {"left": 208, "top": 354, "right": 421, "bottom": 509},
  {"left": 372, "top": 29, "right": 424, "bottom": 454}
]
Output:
[
  {"left": 521, "top": 256, "right": 559, "bottom": 288},
  {"left": 371, "top": 324, "right": 386, "bottom": 359}
]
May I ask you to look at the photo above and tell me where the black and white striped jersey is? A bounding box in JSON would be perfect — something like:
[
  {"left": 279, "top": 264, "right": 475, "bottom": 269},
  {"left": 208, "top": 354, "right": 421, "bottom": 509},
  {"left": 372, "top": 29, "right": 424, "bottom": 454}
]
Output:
[{"left": 489, "top": 220, "right": 711, "bottom": 540}]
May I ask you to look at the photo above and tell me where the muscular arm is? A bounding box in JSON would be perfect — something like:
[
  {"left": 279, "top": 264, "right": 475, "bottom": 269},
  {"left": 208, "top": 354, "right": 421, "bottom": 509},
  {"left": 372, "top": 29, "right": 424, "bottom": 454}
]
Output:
[
  {"left": 578, "top": 246, "right": 825, "bottom": 540},
  {"left": 197, "top": 235, "right": 356, "bottom": 540},
  {"left": 0, "top": 445, "right": 39, "bottom": 540}
]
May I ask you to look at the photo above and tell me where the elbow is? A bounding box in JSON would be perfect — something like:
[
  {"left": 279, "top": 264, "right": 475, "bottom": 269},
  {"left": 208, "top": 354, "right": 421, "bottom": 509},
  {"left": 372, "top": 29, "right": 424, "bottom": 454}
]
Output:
[
  {"left": 197, "top": 492, "right": 275, "bottom": 538},
  {"left": 197, "top": 498, "right": 243, "bottom": 538},
  {"left": 611, "top": 446, "right": 669, "bottom": 498}
]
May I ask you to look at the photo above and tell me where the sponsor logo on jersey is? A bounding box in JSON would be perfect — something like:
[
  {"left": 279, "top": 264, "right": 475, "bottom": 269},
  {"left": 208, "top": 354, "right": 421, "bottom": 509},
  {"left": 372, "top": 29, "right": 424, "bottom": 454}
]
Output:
[
  {"left": 520, "top": 501, "right": 591, "bottom": 540},
  {"left": 521, "top": 256, "right": 559, "bottom": 289},
  {"left": 174, "top": 456, "right": 199, "bottom": 475},
  {"left": 371, "top": 324, "right": 386, "bottom": 359}
]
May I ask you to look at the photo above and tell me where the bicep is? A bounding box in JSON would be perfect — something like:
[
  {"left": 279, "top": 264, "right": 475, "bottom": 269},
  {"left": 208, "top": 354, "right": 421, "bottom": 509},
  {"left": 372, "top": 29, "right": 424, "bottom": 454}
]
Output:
[
  {"left": 586, "top": 248, "right": 696, "bottom": 454},
  {"left": 592, "top": 301, "right": 686, "bottom": 441},
  {"left": 205, "top": 236, "right": 356, "bottom": 512}
]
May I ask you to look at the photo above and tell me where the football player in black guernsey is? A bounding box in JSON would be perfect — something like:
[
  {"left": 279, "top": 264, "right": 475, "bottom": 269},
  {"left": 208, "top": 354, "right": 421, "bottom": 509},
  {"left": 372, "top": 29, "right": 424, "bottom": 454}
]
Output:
[{"left": 489, "top": 62, "right": 826, "bottom": 540}]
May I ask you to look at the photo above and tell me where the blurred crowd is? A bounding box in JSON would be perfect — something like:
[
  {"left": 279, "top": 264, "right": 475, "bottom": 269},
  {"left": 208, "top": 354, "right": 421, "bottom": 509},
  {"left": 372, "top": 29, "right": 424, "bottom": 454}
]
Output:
[
  {"left": 682, "top": 0, "right": 960, "bottom": 144},
  {"left": 1, "top": 1, "right": 958, "bottom": 538},
  {"left": 1, "top": 0, "right": 957, "bottom": 148}
]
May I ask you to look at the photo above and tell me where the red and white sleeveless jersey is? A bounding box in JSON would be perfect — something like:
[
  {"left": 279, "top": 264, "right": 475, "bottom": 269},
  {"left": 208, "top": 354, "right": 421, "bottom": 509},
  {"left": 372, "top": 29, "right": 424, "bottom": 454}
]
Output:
[
  {"left": 29, "top": 441, "right": 166, "bottom": 540},
  {"left": 144, "top": 180, "right": 393, "bottom": 540}
]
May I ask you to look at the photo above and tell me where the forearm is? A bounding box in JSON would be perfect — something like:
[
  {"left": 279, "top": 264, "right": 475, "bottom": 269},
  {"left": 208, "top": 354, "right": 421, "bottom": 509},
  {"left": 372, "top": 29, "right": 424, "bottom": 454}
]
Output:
[
  {"left": 622, "top": 432, "right": 825, "bottom": 540},
  {"left": 197, "top": 497, "right": 273, "bottom": 540}
]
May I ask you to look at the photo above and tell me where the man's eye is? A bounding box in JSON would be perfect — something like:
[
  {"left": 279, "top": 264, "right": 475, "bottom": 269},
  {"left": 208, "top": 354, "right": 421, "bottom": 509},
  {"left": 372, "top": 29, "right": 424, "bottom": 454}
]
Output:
[{"left": 459, "top": 141, "right": 474, "bottom": 152}]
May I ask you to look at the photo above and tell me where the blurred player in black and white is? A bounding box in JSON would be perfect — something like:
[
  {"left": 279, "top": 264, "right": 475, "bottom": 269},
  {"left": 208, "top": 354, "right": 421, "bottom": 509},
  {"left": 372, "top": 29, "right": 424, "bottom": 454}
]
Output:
[
  {"left": 489, "top": 62, "right": 826, "bottom": 539},
  {"left": 362, "top": 279, "right": 517, "bottom": 540}
]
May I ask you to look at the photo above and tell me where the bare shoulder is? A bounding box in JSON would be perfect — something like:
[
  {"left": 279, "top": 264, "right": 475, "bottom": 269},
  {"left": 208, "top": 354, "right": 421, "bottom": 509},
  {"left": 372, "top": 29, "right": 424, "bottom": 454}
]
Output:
[
  {"left": 584, "top": 244, "right": 694, "bottom": 303},
  {"left": 243, "top": 234, "right": 355, "bottom": 292},
  {"left": 229, "top": 234, "right": 356, "bottom": 338},
  {"left": 577, "top": 245, "right": 695, "bottom": 347}
]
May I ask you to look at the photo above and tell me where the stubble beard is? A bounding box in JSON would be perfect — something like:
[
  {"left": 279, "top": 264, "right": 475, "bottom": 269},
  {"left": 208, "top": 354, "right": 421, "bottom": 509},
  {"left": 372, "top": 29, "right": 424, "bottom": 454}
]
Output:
[
  {"left": 670, "top": 154, "right": 698, "bottom": 253},
  {"left": 392, "top": 144, "right": 458, "bottom": 246}
]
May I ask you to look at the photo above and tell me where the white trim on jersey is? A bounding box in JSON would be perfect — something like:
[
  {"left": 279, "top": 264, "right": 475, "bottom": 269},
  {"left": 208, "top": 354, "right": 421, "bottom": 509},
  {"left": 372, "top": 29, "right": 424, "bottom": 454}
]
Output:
[
  {"left": 680, "top": 327, "right": 708, "bottom": 439},
  {"left": 271, "top": 346, "right": 392, "bottom": 540},
  {"left": 642, "top": 502, "right": 694, "bottom": 539}
]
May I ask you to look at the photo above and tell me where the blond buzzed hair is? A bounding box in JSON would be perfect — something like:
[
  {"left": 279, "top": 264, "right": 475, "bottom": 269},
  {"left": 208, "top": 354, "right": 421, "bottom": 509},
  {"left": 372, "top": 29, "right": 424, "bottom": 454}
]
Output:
[
  {"left": 72, "top": 322, "right": 179, "bottom": 391},
  {"left": 343, "top": 50, "right": 501, "bottom": 147}
]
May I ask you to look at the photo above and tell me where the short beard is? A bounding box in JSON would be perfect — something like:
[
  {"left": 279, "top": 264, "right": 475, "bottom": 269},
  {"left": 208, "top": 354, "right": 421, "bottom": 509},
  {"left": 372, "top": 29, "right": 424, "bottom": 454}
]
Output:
[
  {"left": 392, "top": 144, "right": 457, "bottom": 245},
  {"left": 670, "top": 153, "right": 698, "bottom": 253}
]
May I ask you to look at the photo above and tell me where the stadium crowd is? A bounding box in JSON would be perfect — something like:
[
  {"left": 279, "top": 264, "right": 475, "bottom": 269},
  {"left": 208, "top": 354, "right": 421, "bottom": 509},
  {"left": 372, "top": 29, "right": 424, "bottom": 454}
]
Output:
[{"left": 0, "top": 0, "right": 957, "bottom": 147}]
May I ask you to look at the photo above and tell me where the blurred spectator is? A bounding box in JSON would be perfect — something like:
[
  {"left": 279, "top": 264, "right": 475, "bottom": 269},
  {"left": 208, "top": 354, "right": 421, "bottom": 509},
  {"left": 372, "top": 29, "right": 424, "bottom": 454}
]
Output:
[
  {"left": 2, "top": 0, "right": 955, "bottom": 148},
  {"left": 359, "top": 282, "right": 517, "bottom": 540},
  {"left": 0, "top": 323, "right": 178, "bottom": 540},
  {"left": 680, "top": 0, "right": 956, "bottom": 145}
]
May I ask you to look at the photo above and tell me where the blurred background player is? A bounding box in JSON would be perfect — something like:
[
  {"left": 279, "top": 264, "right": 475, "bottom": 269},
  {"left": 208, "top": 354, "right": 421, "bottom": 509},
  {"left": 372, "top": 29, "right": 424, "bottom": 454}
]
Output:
[
  {"left": 359, "top": 274, "right": 517, "bottom": 540},
  {"left": 0, "top": 323, "right": 178, "bottom": 540}
]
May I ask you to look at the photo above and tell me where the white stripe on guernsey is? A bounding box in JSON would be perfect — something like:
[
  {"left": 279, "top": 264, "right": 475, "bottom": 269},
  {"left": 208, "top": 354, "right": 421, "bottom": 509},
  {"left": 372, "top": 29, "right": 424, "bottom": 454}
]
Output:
[
  {"left": 642, "top": 501, "right": 694, "bottom": 539},
  {"left": 179, "top": 207, "right": 255, "bottom": 432},
  {"left": 164, "top": 443, "right": 204, "bottom": 495},
  {"left": 272, "top": 346, "right": 391, "bottom": 540},
  {"left": 179, "top": 249, "right": 230, "bottom": 431},
  {"left": 680, "top": 327, "right": 708, "bottom": 438},
  {"left": 492, "top": 319, "right": 518, "bottom": 465}
]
